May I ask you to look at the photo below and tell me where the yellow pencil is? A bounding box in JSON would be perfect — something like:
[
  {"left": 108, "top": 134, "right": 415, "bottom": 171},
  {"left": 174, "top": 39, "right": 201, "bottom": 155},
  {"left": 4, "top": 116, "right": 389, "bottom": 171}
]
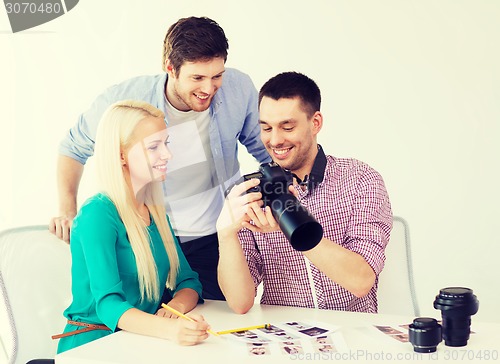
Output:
[
  {"left": 161, "top": 303, "right": 219, "bottom": 336},
  {"left": 216, "top": 323, "right": 272, "bottom": 335}
]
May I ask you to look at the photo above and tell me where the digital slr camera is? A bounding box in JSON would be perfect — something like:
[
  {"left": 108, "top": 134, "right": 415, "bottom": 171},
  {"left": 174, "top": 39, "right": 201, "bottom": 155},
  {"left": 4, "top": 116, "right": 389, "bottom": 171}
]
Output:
[{"left": 242, "top": 162, "right": 323, "bottom": 251}]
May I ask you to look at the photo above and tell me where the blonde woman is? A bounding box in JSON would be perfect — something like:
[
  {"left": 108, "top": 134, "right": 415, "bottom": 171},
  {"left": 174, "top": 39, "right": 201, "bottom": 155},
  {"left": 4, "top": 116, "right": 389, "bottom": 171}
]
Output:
[{"left": 56, "top": 100, "right": 209, "bottom": 353}]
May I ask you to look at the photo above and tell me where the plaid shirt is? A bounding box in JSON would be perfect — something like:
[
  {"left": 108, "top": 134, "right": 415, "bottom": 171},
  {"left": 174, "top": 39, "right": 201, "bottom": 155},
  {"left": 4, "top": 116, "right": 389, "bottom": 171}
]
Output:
[{"left": 238, "top": 147, "right": 392, "bottom": 312}]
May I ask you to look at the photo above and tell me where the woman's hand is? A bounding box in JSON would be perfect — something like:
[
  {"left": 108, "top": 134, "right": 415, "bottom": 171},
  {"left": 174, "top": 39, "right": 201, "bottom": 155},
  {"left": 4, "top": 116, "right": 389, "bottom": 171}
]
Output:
[
  {"left": 167, "top": 313, "right": 211, "bottom": 346},
  {"left": 155, "top": 307, "right": 178, "bottom": 319},
  {"left": 118, "top": 307, "right": 210, "bottom": 346},
  {"left": 155, "top": 288, "right": 199, "bottom": 319}
]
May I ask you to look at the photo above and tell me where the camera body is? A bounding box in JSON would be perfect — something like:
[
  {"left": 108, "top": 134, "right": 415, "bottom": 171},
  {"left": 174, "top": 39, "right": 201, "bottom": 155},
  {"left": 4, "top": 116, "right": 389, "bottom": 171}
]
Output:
[
  {"left": 242, "top": 162, "right": 323, "bottom": 251},
  {"left": 242, "top": 162, "right": 293, "bottom": 206}
]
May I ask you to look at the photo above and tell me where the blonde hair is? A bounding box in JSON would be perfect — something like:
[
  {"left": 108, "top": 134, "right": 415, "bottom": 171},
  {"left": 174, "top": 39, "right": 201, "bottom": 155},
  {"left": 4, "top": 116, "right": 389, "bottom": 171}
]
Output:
[{"left": 94, "top": 100, "right": 179, "bottom": 302}]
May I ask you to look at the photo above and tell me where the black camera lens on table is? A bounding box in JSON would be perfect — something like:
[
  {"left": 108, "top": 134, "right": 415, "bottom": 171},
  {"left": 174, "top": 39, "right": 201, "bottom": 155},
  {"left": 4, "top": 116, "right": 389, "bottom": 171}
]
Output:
[
  {"left": 433, "top": 287, "right": 479, "bottom": 347},
  {"left": 242, "top": 162, "right": 323, "bottom": 251},
  {"left": 409, "top": 317, "right": 442, "bottom": 353},
  {"left": 408, "top": 287, "right": 479, "bottom": 353}
]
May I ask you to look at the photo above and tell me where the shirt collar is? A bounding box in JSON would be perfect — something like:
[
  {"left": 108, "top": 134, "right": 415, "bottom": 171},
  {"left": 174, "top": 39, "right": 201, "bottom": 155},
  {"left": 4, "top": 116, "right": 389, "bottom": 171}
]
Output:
[
  {"left": 295, "top": 144, "right": 327, "bottom": 192},
  {"left": 159, "top": 73, "right": 169, "bottom": 125}
]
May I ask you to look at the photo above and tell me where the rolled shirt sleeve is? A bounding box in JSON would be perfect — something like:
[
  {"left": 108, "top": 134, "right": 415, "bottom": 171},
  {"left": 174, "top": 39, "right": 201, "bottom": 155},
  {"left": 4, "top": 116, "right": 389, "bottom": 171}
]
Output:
[{"left": 343, "top": 166, "right": 392, "bottom": 277}]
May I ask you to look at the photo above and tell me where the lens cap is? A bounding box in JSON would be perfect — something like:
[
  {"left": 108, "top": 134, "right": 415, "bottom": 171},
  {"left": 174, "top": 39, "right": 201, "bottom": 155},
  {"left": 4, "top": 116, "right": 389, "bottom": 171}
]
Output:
[
  {"left": 409, "top": 317, "right": 442, "bottom": 353},
  {"left": 433, "top": 287, "right": 479, "bottom": 315}
]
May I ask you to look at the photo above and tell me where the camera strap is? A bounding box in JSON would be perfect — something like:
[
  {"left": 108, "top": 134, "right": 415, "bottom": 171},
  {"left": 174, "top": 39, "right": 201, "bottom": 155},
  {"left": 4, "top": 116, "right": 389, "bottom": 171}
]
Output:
[
  {"left": 292, "top": 173, "right": 309, "bottom": 188},
  {"left": 290, "top": 145, "right": 327, "bottom": 192}
]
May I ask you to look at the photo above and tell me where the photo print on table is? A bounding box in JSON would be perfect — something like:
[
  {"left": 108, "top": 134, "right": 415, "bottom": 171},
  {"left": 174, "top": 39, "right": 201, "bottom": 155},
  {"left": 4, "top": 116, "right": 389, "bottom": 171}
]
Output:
[
  {"left": 271, "top": 331, "right": 299, "bottom": 341},
  {"left": 392, "top": 333, "right": 409, "bottom": 343},
  {"left": 374, "top": 325, "right": 408, "bottom": 343},
  {"left": 285, "top": 322, "right": 331, "bottom": 337},
  {"left": 299, "top": 326, "right": 329, "bottom": 337},
  {"left": 311, "top": 335, "right": 337, "bottom": 353},
  {"left": 230, "top": 330, "right": 271, "bottom": 343},
  {"left": 285, "top": 321, "right": 310, "bottom": 330},
  {"left": 257, "top": 323, "right": 300, "bottom": 341},
  {"left": 247, "top": 343, "right": 271, "bottom": 356},
  {"left": 258, "top": 324, "right": 283, "bottom": 334},
  {"left": 279, "top": 342, "right": 304, "bottom": 355}
]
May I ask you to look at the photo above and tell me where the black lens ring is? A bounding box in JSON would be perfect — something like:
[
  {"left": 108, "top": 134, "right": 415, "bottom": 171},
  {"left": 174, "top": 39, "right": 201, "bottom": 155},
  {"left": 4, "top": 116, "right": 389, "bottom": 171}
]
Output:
[{"left": 409, "top": 317, "right": 442, "bottom": 353}]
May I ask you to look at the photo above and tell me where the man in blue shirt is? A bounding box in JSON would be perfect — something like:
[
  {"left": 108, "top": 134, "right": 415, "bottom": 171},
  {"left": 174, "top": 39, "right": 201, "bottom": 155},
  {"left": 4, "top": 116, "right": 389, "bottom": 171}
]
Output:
[{"left": 50, "top": 16, "right": 270, "bottom": 300}]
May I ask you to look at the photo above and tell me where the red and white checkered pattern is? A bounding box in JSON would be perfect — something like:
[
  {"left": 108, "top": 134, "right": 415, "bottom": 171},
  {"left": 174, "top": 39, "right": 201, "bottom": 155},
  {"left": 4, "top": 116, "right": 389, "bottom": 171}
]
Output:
[{"left": 238, "top": 156, "right": 392, "bottom": 313}]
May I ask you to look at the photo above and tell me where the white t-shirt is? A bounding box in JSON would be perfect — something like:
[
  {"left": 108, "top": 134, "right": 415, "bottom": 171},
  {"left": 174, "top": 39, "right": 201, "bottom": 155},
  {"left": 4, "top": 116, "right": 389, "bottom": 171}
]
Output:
[{"left": 162, "top": 100, "right": 223, "bottom": 239}]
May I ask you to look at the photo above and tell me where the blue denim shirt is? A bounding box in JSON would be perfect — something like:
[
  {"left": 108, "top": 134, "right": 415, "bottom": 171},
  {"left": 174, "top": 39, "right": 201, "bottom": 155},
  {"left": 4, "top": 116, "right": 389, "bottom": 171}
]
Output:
[{"left": 59, "top": 68, "right": 271, "bottom": 190}]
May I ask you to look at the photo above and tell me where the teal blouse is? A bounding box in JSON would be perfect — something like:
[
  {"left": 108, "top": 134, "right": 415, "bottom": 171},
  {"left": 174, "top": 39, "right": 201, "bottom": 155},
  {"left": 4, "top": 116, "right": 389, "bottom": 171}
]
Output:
[{"left": 57, "top": 193, "right": 202, "bottom": 353}]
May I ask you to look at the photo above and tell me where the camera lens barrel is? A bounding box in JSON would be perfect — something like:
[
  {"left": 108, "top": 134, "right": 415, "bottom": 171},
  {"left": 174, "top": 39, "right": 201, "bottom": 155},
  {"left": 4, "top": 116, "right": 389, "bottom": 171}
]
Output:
[
  {"left": 433, "top": 287, "right": 479, "bottom": 347},
  {"left": 271, "top": 194, "right": 323, "bottom": 251},
  {"left": 409, "top": 317, "right": 442, "bottom": 353}
]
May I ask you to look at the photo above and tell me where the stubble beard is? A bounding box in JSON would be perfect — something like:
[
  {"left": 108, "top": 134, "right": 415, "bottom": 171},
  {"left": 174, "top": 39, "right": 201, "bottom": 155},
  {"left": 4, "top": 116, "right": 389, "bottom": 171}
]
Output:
[{"left": 172, "top": 84, "right": 211, "bottom": 112}]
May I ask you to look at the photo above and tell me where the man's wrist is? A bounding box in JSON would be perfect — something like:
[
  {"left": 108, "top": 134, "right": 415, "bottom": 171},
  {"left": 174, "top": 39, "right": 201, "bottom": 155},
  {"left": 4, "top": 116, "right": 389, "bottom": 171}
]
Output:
[
  {"left": 60, "top": 212, "right": 76, "bottom": 218},
  {"left": 217, "top": 229, "right": 239, "bottom": 244},
  {"left": 58, "top": 204, "right": 77, "bottom": 218}
]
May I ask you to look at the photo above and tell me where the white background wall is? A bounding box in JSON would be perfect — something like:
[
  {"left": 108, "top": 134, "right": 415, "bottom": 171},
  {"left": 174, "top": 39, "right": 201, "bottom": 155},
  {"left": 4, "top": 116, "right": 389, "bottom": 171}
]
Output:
[{"left": 1, "top": 0, "right": 499, "bottom": 324}]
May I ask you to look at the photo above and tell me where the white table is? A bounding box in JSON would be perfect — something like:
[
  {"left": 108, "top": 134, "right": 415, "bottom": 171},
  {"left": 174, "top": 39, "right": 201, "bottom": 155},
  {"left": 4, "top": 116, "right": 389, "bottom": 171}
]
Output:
[{"left": 56, "top": 300, "right": 500, "bottom": 363}]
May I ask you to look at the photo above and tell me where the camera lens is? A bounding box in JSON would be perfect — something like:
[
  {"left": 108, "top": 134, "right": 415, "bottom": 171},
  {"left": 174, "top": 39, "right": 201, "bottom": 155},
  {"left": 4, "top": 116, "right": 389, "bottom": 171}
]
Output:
[
  {"left": 242, "top": 162, "right": 324, "bottom": 250},
  {"left": 408, "top": 317, "right": 442, "bottom": 353},
  {"left": 271, "top": 194, "right": 323, "bottom": 251},
  {"left": 433, "top": 287, "right": 479, "bottom": 347}
]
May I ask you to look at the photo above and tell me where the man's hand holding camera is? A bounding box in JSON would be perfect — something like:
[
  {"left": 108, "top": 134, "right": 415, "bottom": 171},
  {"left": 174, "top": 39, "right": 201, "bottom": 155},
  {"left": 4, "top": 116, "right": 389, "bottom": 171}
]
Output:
[
  {"left": 216, "top": 179, "right": 280, "bottom": 238},
  {"left": 216, "top": 178, "right": 278, "bottom": 313},
  {"left": 218, "top": 163, "right": 324, "bottom": 251}
]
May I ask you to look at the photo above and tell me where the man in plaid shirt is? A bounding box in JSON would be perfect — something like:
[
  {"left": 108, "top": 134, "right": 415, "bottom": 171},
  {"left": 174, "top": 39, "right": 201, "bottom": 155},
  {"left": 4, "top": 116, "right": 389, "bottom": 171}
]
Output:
[{"left": 217, "top": 72, "right": 392, "bottom": 313}]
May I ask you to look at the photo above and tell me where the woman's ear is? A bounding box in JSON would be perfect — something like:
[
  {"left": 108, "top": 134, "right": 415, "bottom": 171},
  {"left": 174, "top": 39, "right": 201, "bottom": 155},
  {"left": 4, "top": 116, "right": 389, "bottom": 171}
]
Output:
[{"left": 120, "top": 151, "right": 126, "bottom": 166}]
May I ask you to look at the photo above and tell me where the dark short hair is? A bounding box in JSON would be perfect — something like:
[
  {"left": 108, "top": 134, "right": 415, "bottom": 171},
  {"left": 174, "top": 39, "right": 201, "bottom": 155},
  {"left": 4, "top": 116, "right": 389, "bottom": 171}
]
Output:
[
  {"left": 259, "top": 72, "right": 321, "bottom": 118},
  {"left": 162, "top": 16, "right": 229, "bottom": 75}
]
